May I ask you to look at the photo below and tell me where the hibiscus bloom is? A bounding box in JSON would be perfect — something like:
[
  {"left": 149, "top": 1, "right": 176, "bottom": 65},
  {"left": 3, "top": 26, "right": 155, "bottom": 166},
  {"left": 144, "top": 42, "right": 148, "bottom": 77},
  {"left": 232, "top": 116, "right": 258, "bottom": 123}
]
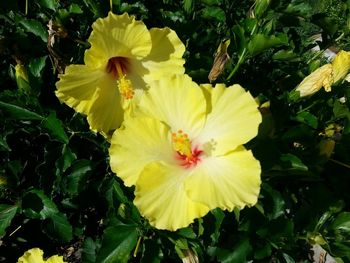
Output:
[
  {"left": 109, "top": 74, "right": 262, "bottom": 231},
  {"left": 17, "top": 248, "right": 66, "bottom": 263},
  {"left": 55, "top": 12, "right": 185, "bottom": 135}
]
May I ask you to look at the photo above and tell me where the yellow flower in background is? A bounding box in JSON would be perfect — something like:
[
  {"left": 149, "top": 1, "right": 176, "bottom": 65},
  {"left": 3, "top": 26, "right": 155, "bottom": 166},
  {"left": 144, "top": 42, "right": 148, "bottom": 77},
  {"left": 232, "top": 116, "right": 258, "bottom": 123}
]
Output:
[
  {"left": 17, "top": 248, "right": 66, "bottom": 263},
  {"left": 295, "top": 64, "right": 333, "bottom": 98},
  {"left": 56, "top": 12, "right": 185, "bottom": 134},
  {"left": 332, "top": 50, "right": 350, "bottom": 83},
  {"left": 109, "top": 74, "right": 262, "bottom": 231}
]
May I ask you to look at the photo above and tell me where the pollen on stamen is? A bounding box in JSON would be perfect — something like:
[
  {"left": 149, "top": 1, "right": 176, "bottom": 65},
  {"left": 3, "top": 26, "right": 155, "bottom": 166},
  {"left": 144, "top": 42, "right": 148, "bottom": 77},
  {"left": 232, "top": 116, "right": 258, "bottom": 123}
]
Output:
[
  {"left": 172, "top": 130, "right": 203, "bottom": 168},
  {"left": 117, "top": 76, "right": 135, "bottom": 100}
]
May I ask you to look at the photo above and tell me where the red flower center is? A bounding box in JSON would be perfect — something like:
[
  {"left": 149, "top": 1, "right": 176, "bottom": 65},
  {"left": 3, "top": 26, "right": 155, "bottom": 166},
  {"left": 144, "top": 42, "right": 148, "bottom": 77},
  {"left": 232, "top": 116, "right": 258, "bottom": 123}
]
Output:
[
  {"left": 106, "top": 57, "right": 130, "bottom": 79},
  {"left": 176, "top": 147, "right": 203, "bottom": 168}
]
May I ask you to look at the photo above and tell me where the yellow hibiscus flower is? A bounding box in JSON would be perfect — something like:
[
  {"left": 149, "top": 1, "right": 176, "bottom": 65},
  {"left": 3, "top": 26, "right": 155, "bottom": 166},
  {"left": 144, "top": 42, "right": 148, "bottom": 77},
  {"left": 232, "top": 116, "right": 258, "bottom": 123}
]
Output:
[
  {"left": 55, "top": 12, "right": 185, "bottom": 135},
  {"left": 109, "top": 74, "right": 262, "bottom": 231},
  {"left": 17, "top": 248, "right": 66, "bottom": 263}
]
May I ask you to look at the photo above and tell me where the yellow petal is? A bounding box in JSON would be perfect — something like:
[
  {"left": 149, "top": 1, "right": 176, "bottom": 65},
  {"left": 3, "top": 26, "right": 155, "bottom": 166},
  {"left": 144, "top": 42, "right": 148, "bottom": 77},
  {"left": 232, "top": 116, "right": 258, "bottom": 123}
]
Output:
[
  {"left": 18, "top": 248, "right": 45, "bottom": 263},
  {"left": 138, "top": 74, "right": 207, "bottom": 137},
  {"left": 109, "top": 117, "right": 175, "bottom": 186},
  {"left": 141, "top": 27, "right": 185, "bottom": 83},
  {"left": 57, "top": 92, "right": 97, "bottom": 120},
  {"left": 184, "top": 146, "right": 261, "bottom": 211},
  {"left": 46, "top": 256, "right": 66, "bottom": 263},
  {"left": 84, "top": 12, "right": 152, "bottom": 68},
  {"left": 56, "top": 65, "right": 105, "bottom": 101},
  {"left": 17, "top": 248, "right": 66, "bottom": 263},
  {"left": 295, "top": 64, "right": 333, "bottom": 97},
  {"left": 56, "top": 64, "right": 124, "bottom": 133},
  {"left": 332, "top": 50, "right": 350, "bottom": 83},
  {"left": 86, "top": 77, "right": 124, "bottom": 133},
  {"left": 134, "top": 162, "right": 210, "bottom": 231},
  {"left": 194, "top": 84, "right": 262, "bottom": 155}
]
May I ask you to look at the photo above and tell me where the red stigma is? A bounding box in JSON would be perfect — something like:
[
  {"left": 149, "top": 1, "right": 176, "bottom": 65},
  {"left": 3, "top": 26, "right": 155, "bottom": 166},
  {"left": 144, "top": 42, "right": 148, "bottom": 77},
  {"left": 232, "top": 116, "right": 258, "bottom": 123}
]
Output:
[{"left": 176, "top": 148, "right": 203, "bottom": 168}]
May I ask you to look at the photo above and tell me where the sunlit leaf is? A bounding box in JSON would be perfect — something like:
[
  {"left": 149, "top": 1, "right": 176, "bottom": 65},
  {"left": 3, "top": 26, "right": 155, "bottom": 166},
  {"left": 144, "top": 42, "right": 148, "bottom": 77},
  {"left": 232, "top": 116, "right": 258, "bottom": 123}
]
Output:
[
  {"left": 96, "top": 224, "right": 138, "bottom": 263},
  {"left": 0, "top": 101, "right": 43, "bottom": 120},
  {"left": 0, "top": 204, "right": 18, "bottom": 237}
]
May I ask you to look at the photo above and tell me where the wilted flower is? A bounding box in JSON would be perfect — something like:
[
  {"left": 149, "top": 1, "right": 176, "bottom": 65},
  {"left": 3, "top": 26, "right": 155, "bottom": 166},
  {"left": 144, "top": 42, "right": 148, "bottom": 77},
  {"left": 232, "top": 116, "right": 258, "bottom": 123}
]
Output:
[
  {"left": 294, "top": 64, "right": 333, "bottom": 98},
  {"left": 109, "top": 74, "right": 262, "bottom": 230},
  {"left": 208, "top": 38, "right": 230, "bottom": 83},
  {"left": 56, "top": 12, "right": 185, "bottom": 134},
  {"left": 17, "top": 248, "right": 66, "bottom": 263},
  {"left": 332, "top": 50, "right": 350, "bottom": 84}
]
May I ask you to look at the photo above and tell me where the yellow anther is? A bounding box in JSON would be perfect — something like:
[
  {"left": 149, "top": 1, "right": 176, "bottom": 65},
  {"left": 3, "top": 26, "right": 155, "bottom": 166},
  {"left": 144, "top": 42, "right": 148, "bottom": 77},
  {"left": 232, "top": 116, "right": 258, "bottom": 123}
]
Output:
[
  {"left": 172, "top": 130, "right": 192, "bottom": 157},
  {"left": 117, "top": 75, "right": 134, "bottom": 100}
]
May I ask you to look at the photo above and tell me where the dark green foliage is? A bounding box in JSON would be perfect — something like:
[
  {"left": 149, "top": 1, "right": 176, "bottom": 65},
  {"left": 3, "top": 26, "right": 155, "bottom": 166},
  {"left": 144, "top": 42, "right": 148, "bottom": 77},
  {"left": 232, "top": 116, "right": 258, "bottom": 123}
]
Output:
[{"left": 1, "top": 0, "right": 350, "bottom": 262}]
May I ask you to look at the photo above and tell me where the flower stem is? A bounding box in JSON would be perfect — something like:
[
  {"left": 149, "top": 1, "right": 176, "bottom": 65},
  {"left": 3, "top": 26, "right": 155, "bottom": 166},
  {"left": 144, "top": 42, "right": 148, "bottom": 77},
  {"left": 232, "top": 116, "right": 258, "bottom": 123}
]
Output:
[{"left": 227, "top": 48, "right": 247, "bottom": 80}]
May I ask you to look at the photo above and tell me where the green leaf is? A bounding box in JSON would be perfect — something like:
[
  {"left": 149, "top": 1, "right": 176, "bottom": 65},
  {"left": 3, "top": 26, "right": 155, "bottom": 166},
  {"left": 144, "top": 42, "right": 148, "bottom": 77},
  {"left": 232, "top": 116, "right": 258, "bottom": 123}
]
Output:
[
  {"left": 44, "top": 213, "right": 73, "bottom": 242},
  {"left": 285, "top": 0, "right": 312, "bottom": 17},
  {"left": 22, "top": 189, "right": 58, "bottom": 219},
  {"left": 28, "top": 56, "right": 47, "bottom": 78},
  {"left": 19, "top": 19, "right": 48, "bottom": 42},
  {"left": 201, "top": 7, "right": 226, "bottom": 22},
  {"left": 217, "top": 238, "right": 252, "bottom": 263},
  {"left": 0, "top": 101, "right": 43, "bottom": 120},
  {"left": 82, "top": 237, "right": 97, "bottom": 263},
  {"left": 0, "top": 137, "right": 10, "bottom": 151},
  {"left": 254, "top": 242, "right": 272, "bottom": 260},
  {"left": 333, "top": 100, "right": 350, "bottom": 119},
  {"left": 248, "top": 33, "right": 289, "bottom": 56},
  {"left": 282, "top": 253, "right": 295, "bottom": 263},
  {"left": 178, "top": 228, "right": 197, "bottom": 239},
  {"left": 331, "top": 212, "right": 350, "bottom": 234},
  {"left": 37, "top": 0, "right": 58, "bottom": 11},
  {"left": 293, "top": 111, "right": 318, "bottom": 129},
  {"left": 280, "top": 153, "right": 308, "bottom": 171},
  {"left": 183, "top": 0, "right": 195, "bottom": 13},
  {"left": 141, "top": 239, "right": 162, "bottom": 263},
  {"left": 96, "top": 224, "right": 138, "bottom": 263},
  {"left": 113, "top": 180, "right": 129, "bottom": 203},
  {"left": 262, "top": 184, "right": 285, "bottom": 220},
  {"left": 272, "top": 50, "right": 300, "bottom": 61},
  {"left": 211, "top": 208, "right": 225, "bottom": 244},
  {"left": 41, "top": 113, "right": 69, "bottom": 143},
  {"left": 0, "top": 204, "right": 18, "bottom": 237},
  {"left": 329, "top": 242, "right": 350, "bottom": 259},
  {"left": 232, "top": 24, "right": 247, "bottom": 55},
  {"left": 64, "top": 160, "right": 92, "bottom": 196},
  {"left": 69, "top": 3, "right": 84, "bottom": 14},
  {"left": 82, "top": 0, "right": 103, "bottom": 17},
  {"left": 56, "top": 145, "right": 77, "bottom": 174}
]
